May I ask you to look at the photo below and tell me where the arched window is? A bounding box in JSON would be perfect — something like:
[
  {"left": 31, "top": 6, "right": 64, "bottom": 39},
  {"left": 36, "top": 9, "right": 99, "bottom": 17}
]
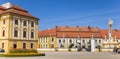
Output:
[
  {"left": 99, "top": 40, "right": 101, "bottom": 43},
  {"left": 31, "top": 31, "right": 34, "bottom": 38},
  {"left": 82, "top": 40, "right": 85, "bottom": 43},
  {"left": 69, "top": 39, "right": 72, "bottom": 43},
  {"left": 2, "top": 30, "right": 5, "bottom": 37},
  {"left": 59, "top": 39, "right": 61, "bottom": 43},
  {"left": 23, "top": 31, "right": 26, "bottom": 38},
  {"left": 63, "top": 39, "right": 65, "bottom": 43},
  {"left": 14, "top": 30, "right": 18, "bottom": 37},
  {"left": 51, "top": 38, "right": 54, "bottom": 42}
]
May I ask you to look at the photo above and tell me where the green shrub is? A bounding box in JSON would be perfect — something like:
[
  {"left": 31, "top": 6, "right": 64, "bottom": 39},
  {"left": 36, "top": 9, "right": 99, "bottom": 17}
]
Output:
[
  {"left": 97, "top": 45, "right": 101, "bottom": 52},
  {"left": 9, "top": 49, "right": 37, "bottom": 53},
  {"left": 0, "top": 53, "right": 45, "bottom": 57},
  {"left": 69, "top": 43, "right": 74, "bottom": 48}
]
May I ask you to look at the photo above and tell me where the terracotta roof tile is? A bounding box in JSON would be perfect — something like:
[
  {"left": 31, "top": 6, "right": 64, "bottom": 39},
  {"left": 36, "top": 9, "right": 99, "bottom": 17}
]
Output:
[
  {"left": 39, "top": 26, "right": 101, "bottom": 38},
  {"left": 56, "top": 26, "right": 99, "bottom": 32},
  {"left": 38, "top": 29, "right": 56, "bottom": 37},
  {"left": 56, "top": 32, "right": 101, "bottom": 38},
  {"left": 0, "top": 5, "right": 37, "bottom": 19},
  {"left": 3, "top": 9, "right": 34, "bottom": 18},
  {"left": 100, "top": 29, "right": 120, "bottom": 39}
]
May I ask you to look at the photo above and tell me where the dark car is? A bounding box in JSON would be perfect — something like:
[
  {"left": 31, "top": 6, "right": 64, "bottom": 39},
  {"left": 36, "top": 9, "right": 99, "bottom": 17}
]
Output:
[
  {"left": 117, "top": 49, "right": 120, "bottom": 54},
  {"left": 0, "top": 49, "right": 5, "bottom": 53}
]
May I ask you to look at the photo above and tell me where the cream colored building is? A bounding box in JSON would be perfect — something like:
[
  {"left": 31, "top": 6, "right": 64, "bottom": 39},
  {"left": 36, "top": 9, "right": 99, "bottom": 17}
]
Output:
[
  {"left": 0, "top": 2, "right": 39, "bottom": 53},
  {"left": 38, "top": 26, "right": 120, "bottom": 51}
]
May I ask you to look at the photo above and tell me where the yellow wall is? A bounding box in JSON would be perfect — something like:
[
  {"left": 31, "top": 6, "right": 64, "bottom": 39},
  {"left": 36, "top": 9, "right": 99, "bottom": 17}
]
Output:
[
  {"left": 0, "top": 13, "right": 39, "bottom": 53},
  {"left": 38, "top": 36, "right": 56, "bottom": 48}
]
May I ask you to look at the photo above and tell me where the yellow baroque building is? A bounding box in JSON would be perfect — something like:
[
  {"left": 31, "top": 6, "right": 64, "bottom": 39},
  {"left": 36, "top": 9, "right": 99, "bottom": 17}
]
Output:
[
  {"left": 38, "top": 29, "right": 57, "bottom": 48},
  {"left": 0, "top": 2, "right": 39, "bottom": 53}
]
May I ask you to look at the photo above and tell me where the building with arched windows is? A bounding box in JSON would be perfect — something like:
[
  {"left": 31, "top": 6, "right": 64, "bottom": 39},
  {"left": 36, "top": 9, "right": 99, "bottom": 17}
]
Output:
[
  {"left": 38, "top": 26, "right": 120, "bottom": 51},
  {"left": 0, "top": 2, "right": 39, "bottom": 53}
]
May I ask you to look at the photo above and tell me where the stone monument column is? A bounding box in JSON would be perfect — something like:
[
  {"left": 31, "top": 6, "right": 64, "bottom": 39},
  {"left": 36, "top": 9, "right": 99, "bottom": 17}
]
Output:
[{"left": 91, "top": 34, "right": 95, "bottom": 52}]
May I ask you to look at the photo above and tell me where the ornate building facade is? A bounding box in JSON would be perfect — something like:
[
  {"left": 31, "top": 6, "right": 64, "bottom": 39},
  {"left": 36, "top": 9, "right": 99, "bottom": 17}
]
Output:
[{"left": 0, "top": 2, "right": 39, "bottom": 53}]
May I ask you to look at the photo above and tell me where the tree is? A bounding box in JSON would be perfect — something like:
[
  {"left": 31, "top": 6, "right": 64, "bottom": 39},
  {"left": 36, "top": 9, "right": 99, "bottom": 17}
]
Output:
[{"left": 68, "top": 43, "right": 74, "bottom": 51}]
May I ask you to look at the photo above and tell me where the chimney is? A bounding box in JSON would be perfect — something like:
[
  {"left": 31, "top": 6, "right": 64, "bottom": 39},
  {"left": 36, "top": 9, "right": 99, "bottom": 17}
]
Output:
[{"left": 2, "top": 2, "right": 12, "bottom": 9}]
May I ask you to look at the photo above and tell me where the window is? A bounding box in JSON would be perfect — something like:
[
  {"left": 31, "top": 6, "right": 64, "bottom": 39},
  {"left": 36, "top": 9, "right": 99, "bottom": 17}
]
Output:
[
  {"left": 69, "top": 39, "right": 72, "bottom": 43},
  {"left": 63, "top": 39, "right": 65, "bottom": 43},
  {"left": 2, "top": 42, "right": 4, "bottom": 48},
  {"left": 30, "top": 43, "right": 33, "bottom": 49},
  {"left": 51, "top": 38, "right": 54, "bottom": 42},
  {"left": 2, "top": 30, "right": 5, "bottom": 37},
  {"left": 117, "top": 40, "right": 119, "bottom": 42},
  {"left": 31, "top": 32, "right": 34, "bottom": 38},
  {"left": 23, "top": 21, "right": 27, "bottom": 26},
  {"left": 60, "top": 44, "right": 64, "bottom": 48},
  {"left": 23, "top": 31, "right": 26, "bottom": 38},
  {"left": 3, "top": 19, "right": 5, "bottom": 24},
  {"left": 59, "top": 39, "right": 61, "bottom": 43},
  {"left": 82, "top": 40, "right": 85, "bottom": 43},
  {"left": 99, "top": 40, "right": 101, "bottom": 43},
  {"left": 15, "top": 20, "right": 18, "bottom": 25},
  {"left": 13, "top": 43, "right": 17, "bottom": 49},
  {"left": 23, "top": 43, "right": 26, "bottom": 49},
  {"left": 14, "top": 30, "right": 18, "bottom": 37},
  {"left": 31, "top": 21, "right": 34, "bottom": 27},
  {"left": 76, "top": 40, "right": 77, "bottom": 43},
  {"left": 46, "top": 44, "right": 47, "bottom": 48},
  {"left": 95, "top": 40, "right": 97, "bottom": 43},
  {"left": 89, "top": 40, "right": 91, "bottom": 43}
]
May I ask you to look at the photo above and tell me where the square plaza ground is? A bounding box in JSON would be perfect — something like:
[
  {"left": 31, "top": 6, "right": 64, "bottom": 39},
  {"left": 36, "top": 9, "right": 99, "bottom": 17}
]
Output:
[{"left": 0, "top": 52, "right": 120, "bottom": 59}]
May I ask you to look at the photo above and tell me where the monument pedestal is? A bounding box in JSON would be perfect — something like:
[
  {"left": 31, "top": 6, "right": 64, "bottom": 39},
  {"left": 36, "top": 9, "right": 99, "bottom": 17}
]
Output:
[{"left": 91, "top": 39, "right": 95, "bottom": 52}]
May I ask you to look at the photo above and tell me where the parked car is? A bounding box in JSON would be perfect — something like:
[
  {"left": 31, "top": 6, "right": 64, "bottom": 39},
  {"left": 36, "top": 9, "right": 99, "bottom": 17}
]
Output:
[
  {"left": 0, "top": 49, "right": 5, "bottom": 53},
  {"left": 117, "top": 49, "right": 120, "bottom": 54}
]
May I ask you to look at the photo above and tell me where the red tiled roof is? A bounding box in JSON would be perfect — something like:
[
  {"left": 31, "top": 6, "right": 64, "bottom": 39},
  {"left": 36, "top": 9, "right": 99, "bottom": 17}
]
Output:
[
  {"left": 56, "top": 26, "right": 99, "bottom": 32},
  {"left": 39, "top": 26, "right": 120, "bottom": 39},
  {"left": 38, "top": 29, "right": 56, "bottom": 37},
  {"left": 3, "top": 8, "right": 34, "bottom": 18},
  {"left": 100, "top": 29, "right": 120, "bottom": 39},
  {"left": 0, "top": 5, "right": 37, "bottom": 19},
  {"left": 39, "top": 26, "right": 102, "bottom": 38},
  {"left": 56, "top": 32, "right": 101, "bottom": 38}
]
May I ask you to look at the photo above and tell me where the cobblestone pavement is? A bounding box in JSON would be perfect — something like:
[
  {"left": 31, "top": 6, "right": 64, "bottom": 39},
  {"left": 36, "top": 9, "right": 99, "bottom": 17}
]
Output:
[{"left": 0, "top": 52, "right": 120, "bottom": 59}]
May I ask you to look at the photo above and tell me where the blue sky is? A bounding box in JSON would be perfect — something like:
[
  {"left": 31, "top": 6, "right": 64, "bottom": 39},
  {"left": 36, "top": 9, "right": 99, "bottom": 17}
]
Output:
[{"left": 0, "top": 0, "right": 120, "bottom": 30}]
